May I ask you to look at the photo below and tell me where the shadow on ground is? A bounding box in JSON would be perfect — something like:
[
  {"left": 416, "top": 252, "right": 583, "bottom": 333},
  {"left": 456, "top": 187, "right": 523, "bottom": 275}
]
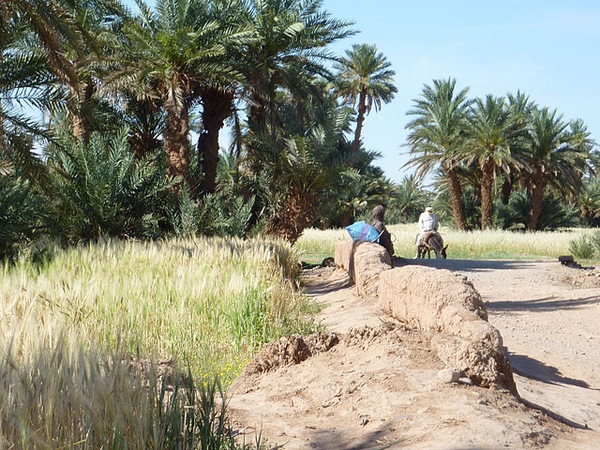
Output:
[
  {"left": 393, "top": 257, "right": 547, "bottom": 273},
  {"left": 507, "top": 350, "right": 595, "bottom": 389}
]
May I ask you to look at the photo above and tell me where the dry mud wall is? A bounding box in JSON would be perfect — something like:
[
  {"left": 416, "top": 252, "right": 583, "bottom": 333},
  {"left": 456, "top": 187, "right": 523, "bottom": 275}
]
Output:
[
  {"left": 334, "top": 240, "right": 518, "bottom": 395},
  {"left": 334, "top": 240, "right": 392, "bottom": 297}
]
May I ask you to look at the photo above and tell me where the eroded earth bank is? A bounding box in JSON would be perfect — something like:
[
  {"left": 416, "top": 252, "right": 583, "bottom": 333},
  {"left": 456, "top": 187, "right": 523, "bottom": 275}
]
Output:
[{"left": 228, "top": 241, "right": 600, "bottom": 449}]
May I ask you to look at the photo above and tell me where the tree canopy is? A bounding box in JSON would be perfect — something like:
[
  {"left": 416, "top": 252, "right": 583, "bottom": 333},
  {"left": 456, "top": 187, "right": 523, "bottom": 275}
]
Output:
[{"left": 1, "top": 0, "right": 599, "bottom": 261}]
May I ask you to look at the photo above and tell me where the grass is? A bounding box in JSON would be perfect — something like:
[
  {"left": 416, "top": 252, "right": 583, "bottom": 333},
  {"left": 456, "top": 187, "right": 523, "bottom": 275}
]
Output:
[
  {"left": 295, "top": 223, "right": 596, "bottom": 264},
  {"left": 1, "top": 237, "right": 314, "bottom": 386},
  {"left": 3, "top": 226, "right": 595, "bottom": 447},
  {"left": 0, "top": 236, "right": 316, "bottom": 448},
  {"left": 0, "top": 337, "right": 236, "bottom": 449}
]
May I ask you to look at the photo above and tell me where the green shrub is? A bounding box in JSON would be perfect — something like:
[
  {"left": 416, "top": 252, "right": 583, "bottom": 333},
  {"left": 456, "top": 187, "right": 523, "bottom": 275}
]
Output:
[
  {"left": 45, "top": 128, "right": 178, "bottom": 242},
  {"left": 0, "top": 173, "right": 45, "bottom": 260},
  {"left": 569, "top": 231, "right": 600, "bottom": 259}
]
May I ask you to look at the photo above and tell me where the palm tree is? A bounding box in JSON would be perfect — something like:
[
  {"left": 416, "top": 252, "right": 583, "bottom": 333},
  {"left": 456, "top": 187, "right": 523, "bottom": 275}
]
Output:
[
  {"left": 464, "top": 95, "right": 528, "bottom": 229},
  {"left": 526, "top": 107, "right": 593, "bottom": 230},
  {"left": 568, "top": 118, "right": 597, "bottom": 176},
  {"left": 194, "top": 0, "right": 252, "bottom": 194},
  {"left": 0, "top": 0, "right": 77, "bottom": 151},
  {"left": 6, "top": 0, "right": 125, "bottom": 144},
  {"left": 45, "top": 128, "right": 178, "bottom": 242},
  {"left": 335, "top": 43, "right": 397, "bottom": 150},
  {"left": 405, "top": 78, "right": 471, "bottom": 230},
  {"left": 106, "top": 0, "right": 245, "bottom": 189},
  {"left": 579, "top": 176, "right": 600, "bottom": 226},
  {"left": 0, "top": 29, "right": 61, "bottom": 156},
  {"left": 499, "top": 91, "right": 536, "bottom": 204},
  {"left": 240, "top": 0, "right": 354, "bottom": 143},
  {"left": 389, "top": 174, "right": 430, "bottom": 223}
]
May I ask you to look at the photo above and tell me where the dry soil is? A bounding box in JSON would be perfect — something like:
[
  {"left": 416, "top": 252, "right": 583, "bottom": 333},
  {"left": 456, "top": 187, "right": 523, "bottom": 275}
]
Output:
[{"left": 228, "top": 258, "right": 600, "bottom": 449}]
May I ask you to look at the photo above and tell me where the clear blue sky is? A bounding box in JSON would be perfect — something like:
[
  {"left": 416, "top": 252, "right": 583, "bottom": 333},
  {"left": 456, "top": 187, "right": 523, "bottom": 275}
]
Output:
[
  {"left": 322, "top": 0, "right": 600, "bottom": 183},
  {"left": 125, "top": 0, "right": 600, "bottom": 184}
]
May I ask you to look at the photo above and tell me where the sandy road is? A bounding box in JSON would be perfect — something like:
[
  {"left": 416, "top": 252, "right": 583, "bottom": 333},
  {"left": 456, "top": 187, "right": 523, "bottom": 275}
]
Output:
[{"left": 400, "top": 258, "right": 600, "bottom": 437}]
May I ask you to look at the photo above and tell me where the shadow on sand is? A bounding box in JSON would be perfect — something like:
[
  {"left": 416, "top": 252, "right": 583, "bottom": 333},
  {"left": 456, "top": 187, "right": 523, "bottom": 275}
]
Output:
[
  {"left": 393, "top": 256, "right": 544, "bottom": 273},
  {"left": 507, "top": 350, "right": 597, "bottom": 390}
]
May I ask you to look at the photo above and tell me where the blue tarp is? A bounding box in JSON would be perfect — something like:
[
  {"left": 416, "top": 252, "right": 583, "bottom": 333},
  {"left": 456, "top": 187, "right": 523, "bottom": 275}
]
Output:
[{"left": 346, "top": 221, "right": 380, "bottom": 243}]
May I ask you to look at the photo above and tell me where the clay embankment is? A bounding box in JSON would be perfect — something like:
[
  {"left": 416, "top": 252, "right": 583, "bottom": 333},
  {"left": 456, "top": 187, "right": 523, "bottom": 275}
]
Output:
[
  {"left": 335, "top": 240, "right": 517, "bottom": 394},
  {"left": 227, "top": 241, "right": 584, "bottom": 449}
]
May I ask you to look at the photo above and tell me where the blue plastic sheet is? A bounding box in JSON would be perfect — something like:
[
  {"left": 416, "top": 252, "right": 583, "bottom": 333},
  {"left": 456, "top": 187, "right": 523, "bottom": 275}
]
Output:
[{"left": 346, "top": 221, "right": 380, "bottom": 243}]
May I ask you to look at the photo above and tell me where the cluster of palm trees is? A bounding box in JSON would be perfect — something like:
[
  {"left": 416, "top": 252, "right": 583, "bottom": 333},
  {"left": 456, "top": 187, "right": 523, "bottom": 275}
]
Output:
[
  {"left": 2, "top": 1, "right": 598, "bottom": 261},
  {"left": 405, "top": 78, "right": 598, "bottom": 231},
  {"left": 1, "top": 0, "right": 399, "bottom": 257}
]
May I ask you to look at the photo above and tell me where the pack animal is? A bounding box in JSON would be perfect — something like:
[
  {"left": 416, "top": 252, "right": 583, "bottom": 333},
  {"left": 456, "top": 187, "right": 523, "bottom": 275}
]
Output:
[{"left": 417, "top": 231, "right": 448, "bottom": 259}]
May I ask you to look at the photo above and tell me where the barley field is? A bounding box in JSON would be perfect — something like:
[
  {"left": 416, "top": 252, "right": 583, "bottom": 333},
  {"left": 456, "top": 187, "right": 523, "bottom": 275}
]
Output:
[
  {"left": 0, "top": 236, "right": 314, "bottom": 448},
  {"left": 295, "top": 223, "right": 595, "bottom": 264}
]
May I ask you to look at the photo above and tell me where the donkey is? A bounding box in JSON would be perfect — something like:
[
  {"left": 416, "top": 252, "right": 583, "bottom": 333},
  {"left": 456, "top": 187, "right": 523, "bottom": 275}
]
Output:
[{"left": 417, "top": 231, "right": 448, "bottom": 259}]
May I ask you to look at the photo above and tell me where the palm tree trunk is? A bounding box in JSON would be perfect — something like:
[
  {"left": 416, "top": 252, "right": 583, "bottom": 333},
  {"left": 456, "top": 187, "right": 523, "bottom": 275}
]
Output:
[
  {"left": 199, "top": 88, "right": 234, "bottom": 194},
  {"left": 448, "top": 166, "right": 467, "bottom": 230},
  {"left": 266, "top": 186, "right": 316, "bottom": 244},
  {"left": 480, "top": 160, "right": 494, "bottom": 229},
  {"left": 528, "top": 170, "right": 545, "bottom": 230},
  {"left": 500, "top": 175, "right": 512, "bottom": 205},
  {"left": 0, "top": 95, "right": 6, "bottom": 156},
  {"left": 164, "top": 100, "right": 191, "bottom": 187},
  {"left": 352, "top": 90, "right": 367, "bottom": 150},
  {"left": 0, "top": 44, "right": 6, "bottom": 156},
  {"left": 68, "top": 79, "right": 94, "bottom": 145},
  {"left": 247, "top": 91, "right": 269, "bottom": 173}
]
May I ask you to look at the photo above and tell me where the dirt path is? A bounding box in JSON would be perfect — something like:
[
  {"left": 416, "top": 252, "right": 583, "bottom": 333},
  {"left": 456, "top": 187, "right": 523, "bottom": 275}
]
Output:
[
  {"left": 405, "top": 258, "right": 600, "bottom": 433},
  {"left": 228, "top": 259, "right": 600, "bottom": 449}
]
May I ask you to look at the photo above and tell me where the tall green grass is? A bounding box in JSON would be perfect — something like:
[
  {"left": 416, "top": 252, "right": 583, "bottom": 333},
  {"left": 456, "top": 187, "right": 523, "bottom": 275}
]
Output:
[
  {"left": 0, "top": 336, "right": 236, "bottom": 449},
  {"left": 0, "top": 236, "right": 315, "bottom": 447},
  {"left": 1, "top": 237, "right": 312, "bottom": 385},
  {"left": 295, "top": 224, "right": 593, "bottom": 263}
]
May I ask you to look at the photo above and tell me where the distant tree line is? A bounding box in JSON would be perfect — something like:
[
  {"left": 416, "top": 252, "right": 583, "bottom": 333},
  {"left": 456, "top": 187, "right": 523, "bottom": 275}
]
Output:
[{"left": 400, "top": 78, "right": 598, "bottom": 231}]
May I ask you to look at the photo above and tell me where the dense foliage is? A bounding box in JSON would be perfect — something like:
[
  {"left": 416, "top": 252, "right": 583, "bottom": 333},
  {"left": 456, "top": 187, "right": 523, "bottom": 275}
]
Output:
[
  {"left": 405, "top": 79, "right": 598, "bottom": 231},
  {"left": 0, "top": 0, "right": 599, "bottom": 259}
]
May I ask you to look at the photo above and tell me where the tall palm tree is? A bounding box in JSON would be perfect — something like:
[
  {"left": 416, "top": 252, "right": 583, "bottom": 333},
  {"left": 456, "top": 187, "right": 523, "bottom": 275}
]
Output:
[
  {"left": 499, "top": 91, "right": 536, "bottom": 204},
  {"left": 568, "top": 118, "right": 597, "bottom": 174},
  {"left": 240, "top": 0, "right": 354, "bottom": 142},
  {"left": 195, "top": 0, "right": 251, "bottom": 194},
  {"left": 1, "top": 0, "right": 80, "bottom": 151},
  {"left": 464, "top": 95, "right": 528, "bottom": 229},
  {"left": 6, "top": 0, "right": 124, "bottom": 144},
  {"left": 106, "top": 0, "right": 245, "bottom": 189},
  {"left": 229, "top": 0, "right": 353, "bottom": 226},
  {"left": 335, "top": 43, "right": 397, "bottom": 150},
  {"left": 405, "top": 78, "right": 471, "bottom": 230},
  {"left": 0, "top": 27, "right": 60, "bottom": 155},
  {"left": 3, "top": 0, "right": 83, "bottom": 90},
  {"left": 526, "top": 108, "right": 593, "bottom": 230}
]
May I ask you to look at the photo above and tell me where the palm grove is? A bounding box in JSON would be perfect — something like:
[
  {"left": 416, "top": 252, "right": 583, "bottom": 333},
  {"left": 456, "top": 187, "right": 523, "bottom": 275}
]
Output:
[{"left": 1, "top": 0, "right": 598, "bottom": 261}]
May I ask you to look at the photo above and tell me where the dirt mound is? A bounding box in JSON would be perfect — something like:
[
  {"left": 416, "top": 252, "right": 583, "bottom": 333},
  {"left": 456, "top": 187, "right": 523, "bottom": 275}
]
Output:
[
  {"left": 335, "top": 240, "right": 516, "bottom": 394},
  {"left": 243, "top": 333, "right": 340, "bottom": 376},
  {"left": 334, "top": 240, "right": 392, "bottom": 296},
  {"left": 378, "top": 265, "right": 517, "bottom": 394},
  {"left": 228, "top": 307, "right": 570, "bottom": 449},
  {"left": 228, "top": 257, "right": 600, "bottom": 449}
]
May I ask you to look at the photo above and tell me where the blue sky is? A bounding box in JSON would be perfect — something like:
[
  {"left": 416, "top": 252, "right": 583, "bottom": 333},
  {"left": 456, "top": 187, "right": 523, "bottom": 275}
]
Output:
[
  {"left": 125, "top": 0, "right": 600, "bottom": 184},
  {"left": 321, "top": 0, "right": 600, "bottom": 183}
]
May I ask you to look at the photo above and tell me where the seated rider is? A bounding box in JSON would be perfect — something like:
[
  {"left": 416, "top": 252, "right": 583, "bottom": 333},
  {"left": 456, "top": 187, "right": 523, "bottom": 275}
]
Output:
[
  {"left": 415, "top": 206, "right": 439, "bottom": 256},
  {"left": 372, "top": 205, "right": 394, "bottom": 261}
]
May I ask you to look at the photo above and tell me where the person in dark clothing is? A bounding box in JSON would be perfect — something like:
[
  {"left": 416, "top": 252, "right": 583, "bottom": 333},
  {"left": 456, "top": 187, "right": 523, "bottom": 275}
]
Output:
[{"left": 372, "top": 205, "right": 394, "bottom": 260}]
